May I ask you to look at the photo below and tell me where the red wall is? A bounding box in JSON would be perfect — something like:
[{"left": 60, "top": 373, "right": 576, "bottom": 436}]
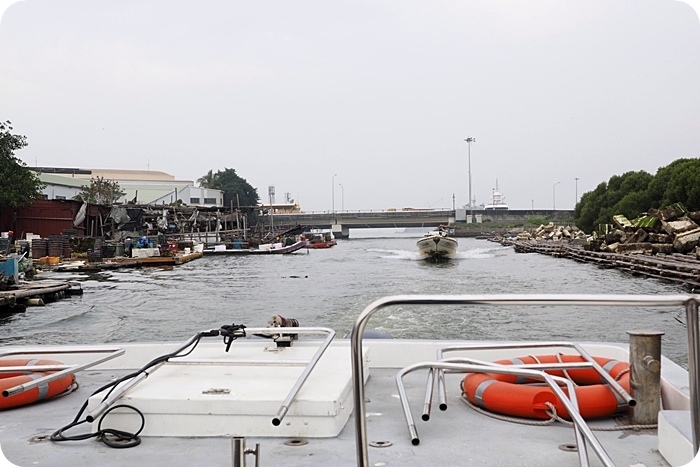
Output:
[{"left": 0, "top": 199, "right": 87, "bottom": 238}]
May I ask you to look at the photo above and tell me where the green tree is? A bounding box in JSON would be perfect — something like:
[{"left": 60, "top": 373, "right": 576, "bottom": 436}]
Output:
[
  {"left": 197, "top": 169, "right": 215, "bottom": 188},
  {"left": 199, "top": 168, "right": 259, "bottom": 208},
  {"left": 574, "top": 159, "right": 700, "bottom": 233},
  {"left": 575, "top": 182, "right": 607, "bottom": 233},
  {"left": 574, "top": 170, "right": 653, "bottom": 233},
  {"left": 647, "top": 158, "right": 700, "bottom": 210},
  {"left": 609, "top": 170, "right": 653, "bottom": 219},
  {"left": 74, "top": 176, "right": 125, "bottom": 205},
  {"left": 0, "top": 121, "right": 44, "bottom": 208}
]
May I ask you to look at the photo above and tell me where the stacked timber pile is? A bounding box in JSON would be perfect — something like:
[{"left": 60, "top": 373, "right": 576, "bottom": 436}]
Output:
[{"left": 492, "top": 204, "right": 700, "bottom": 289}]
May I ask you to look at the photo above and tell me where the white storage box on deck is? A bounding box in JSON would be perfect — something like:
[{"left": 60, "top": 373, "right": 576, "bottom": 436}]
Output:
[
  {"left": 87, "top": 342, "right": 369, "bottom": 438},
  {"left": 133, "top": 248, "right": 160, "bottom": 258}
]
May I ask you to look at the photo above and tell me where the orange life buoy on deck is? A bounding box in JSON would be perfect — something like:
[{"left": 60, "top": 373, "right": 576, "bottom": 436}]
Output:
[
  {"left": 462, "top": 354, "right": 630, "bottom": 420},
  {"left": 0, "top": 358, "right": 75, "bottom": 410}
]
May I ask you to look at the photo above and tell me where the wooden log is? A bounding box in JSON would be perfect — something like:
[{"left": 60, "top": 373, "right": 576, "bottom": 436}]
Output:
[{"left": 495, "top": 239, "right": 700, "bottom": 289}]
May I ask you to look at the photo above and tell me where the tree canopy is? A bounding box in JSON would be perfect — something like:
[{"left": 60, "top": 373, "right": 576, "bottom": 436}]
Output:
[
  {"left": 0, "top": 121, "right": 44, "bottom": 208},
  {"left": 74, "top": 176, "right": 125, "bottom": 205},
  {"left": 575, "top": 158, "right": 700, "bottom": 233},
  {"left": 197, "top": 168, "right": 259, "bottom": 208},
  {"left": 197, "top": 170, "right": 215, "bottom": 189}
]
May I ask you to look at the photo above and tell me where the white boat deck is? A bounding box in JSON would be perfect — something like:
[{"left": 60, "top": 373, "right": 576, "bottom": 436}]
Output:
[{"left": 0, "top": 338, "right": 694, "bottom": 467}]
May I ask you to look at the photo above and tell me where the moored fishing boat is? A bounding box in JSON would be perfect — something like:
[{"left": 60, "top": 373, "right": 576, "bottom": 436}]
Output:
[
  {"left": 202, "top": 239, "right": 309, "bottom": 255},
  {"left": 1, "top": 294, "right": 697, "bottom": 467},
  {"left": 303, "top": 230, "right": 337, "bottom": 249},
  {"left": 416, "top": 226, "right": 458, "bottom": 261}
]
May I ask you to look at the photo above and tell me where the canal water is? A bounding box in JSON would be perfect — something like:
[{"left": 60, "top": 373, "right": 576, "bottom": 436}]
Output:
[{"left": 0, "top": 235, "right": 691, "bottom": 367}]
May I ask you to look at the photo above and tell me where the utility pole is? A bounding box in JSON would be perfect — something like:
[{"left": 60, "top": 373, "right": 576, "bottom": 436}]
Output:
[
  {"left": 331, "top": 173, "right": 337, "bottom": 216},
  {"left": 464, "top": 137, "right": 476, "bottom": 223}
]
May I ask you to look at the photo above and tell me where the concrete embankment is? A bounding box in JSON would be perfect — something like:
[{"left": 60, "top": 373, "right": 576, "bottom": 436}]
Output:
[{"left": 491, "top": 238, "right": 700, "bottom": 290}]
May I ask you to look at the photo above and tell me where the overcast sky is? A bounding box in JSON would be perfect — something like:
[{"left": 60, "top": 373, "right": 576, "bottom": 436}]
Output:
[{"left": 1, "top": 1, "right": 699, "bottom": 212}]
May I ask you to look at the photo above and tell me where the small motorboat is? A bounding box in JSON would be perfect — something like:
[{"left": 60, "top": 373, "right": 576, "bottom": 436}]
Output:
[
  {"left": 202, "top": 240, "right": 309, "bottom": 255},
  {"left": 303, "top": 230, "right": 337, "bottom": 249},
  {"left": 416, "top": 226, "right": 458, "bottom": 261}
]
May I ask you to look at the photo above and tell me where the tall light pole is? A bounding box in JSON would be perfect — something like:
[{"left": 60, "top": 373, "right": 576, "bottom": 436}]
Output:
[
  {"left": 575, "top": 177, "right": 579, "bottom": 207},
  {"left": 339, "top": 183, "right": 344, "bottom": 211},
  {"left": 553, "top": 181, "right": 561, "bottom": 210},
  {"left": 268, "top": 186, "right": 275, "bottom": 234},
  {"left": 332, "top": 173, "right": 337, "bottom": 215},
  {"left": 464, "top": 137, "right": 476, "bottom": 223}
]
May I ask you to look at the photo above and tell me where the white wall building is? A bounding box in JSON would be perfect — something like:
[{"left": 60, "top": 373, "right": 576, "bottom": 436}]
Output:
[
  {"left": 34, "top": 168, "right": 224, "bottom": 208},
  {"left": 37, "top": 173, "right": 87, "bottom": 200},
  {"left": 151, "top": 186, "right": 224, "bottom": 207}
]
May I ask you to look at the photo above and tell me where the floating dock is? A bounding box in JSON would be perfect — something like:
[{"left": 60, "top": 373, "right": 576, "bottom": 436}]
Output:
[
  {"left": 0, "top": 280, "right": 83, "bottom": 312},
  {"left": 108, "top": 251, "right": 204, "bottom": 266},
  {"left": 49, "top": 251, "right": 203, "bottom": 272}
]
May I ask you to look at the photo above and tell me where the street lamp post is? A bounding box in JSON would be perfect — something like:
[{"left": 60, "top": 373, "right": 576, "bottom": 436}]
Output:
[
  {"left": 332, "top": 173, "right": 337, "bottom": 216},
  {"left": 339, "top": 183, "right": 344, "bottom": 211},
  {"left": 464, "top": 137, "right": 476, "bottom": 223},
  {"left": 553, "top": 181, "right": 561, "bottom": 210},
  {"left": 575, "top": 177, "right": 579, "bottom": 206}
]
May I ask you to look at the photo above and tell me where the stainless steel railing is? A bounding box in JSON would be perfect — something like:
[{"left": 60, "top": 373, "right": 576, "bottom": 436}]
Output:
[
  {"left": 396, "top": 361, "right": 606, "bottom": 466},
  {"left": 0, "top": 346, "right": 125, "bottom": 398},
  {"left": 349, "top": 294, "right": 700, "bottom": 467},
  {"left": 430, "top": 341, "right": 633, "bottom": 416}
]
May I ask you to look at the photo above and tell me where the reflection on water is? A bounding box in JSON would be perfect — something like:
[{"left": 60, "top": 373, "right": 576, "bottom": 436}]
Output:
[{"left": 0, "top": 237, "right": 690, "bottom": 367}]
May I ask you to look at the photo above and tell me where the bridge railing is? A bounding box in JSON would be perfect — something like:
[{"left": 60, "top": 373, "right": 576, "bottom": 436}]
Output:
[{"left": 270, "top": 209, "right": 453, "bottom": 220}]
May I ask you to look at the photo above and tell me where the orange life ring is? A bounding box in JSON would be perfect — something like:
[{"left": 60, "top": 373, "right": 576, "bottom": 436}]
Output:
[
  {"left": 462, "top": 354, "right": 630, "bottom": 420},
  {"left": 0, "top": 358, "right": 76, "bottom": 410}
]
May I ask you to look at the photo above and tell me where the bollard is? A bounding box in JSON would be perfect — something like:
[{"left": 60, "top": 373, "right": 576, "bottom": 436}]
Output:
[
  {"left": 627, "top": 330, "right": 664, "bottom": 425},
  {"left": 232, "top": 437, "right": 246, "bottom": 467},
  {"left": 231, "top": 437, "right": 260, "bottom": 467}
]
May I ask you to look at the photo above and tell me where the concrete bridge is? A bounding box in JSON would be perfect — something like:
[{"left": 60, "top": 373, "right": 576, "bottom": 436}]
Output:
[{"left": 266, "top": 209, "right": 575, "bottom": 238}]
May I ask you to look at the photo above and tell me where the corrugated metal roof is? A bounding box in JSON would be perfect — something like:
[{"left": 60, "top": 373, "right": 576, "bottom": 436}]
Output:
[{"left": 38, "top": 173, "right": 88, "bottom": 188}]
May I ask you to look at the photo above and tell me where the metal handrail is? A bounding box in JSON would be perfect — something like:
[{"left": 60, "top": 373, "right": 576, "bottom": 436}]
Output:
[
  {"left": 431, "top": 341, "right": 633, "bottom": 415},
  {"left": 0, "top": 346, "right": 125, "bottom": 398},
  {"left": 396, "top": 361, "right": 608, "bottom": 467},
  {"left": 349, "top": 294, "right": 699, "bottom": 467},
  {"left": 424, "top": 357, "right": 624, "bottom": 421}
]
